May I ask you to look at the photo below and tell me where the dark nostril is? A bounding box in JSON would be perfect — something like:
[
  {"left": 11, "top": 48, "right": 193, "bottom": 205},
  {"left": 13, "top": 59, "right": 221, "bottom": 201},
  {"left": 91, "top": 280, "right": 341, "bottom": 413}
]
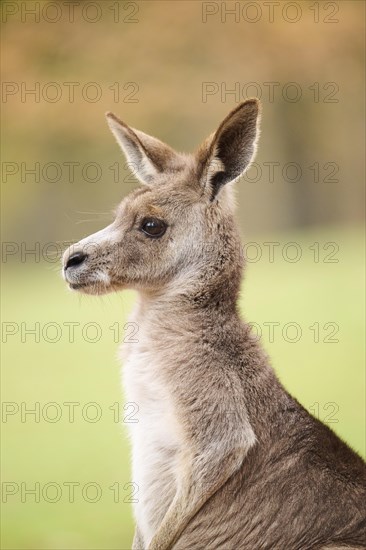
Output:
[{"left": 65, "top": 251, "right": 87, "bottom": 270}]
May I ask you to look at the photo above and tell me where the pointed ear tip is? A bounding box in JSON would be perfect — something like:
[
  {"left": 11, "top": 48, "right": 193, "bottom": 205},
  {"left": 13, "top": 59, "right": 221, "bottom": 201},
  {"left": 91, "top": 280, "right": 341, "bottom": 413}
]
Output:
[
  {"left": 105, "top": 111, "right": 118, "bottom": 122},
  {"left": 242, "top": 98, "right": 261, "bottom": 112},
  {"left": 105, "top": 112, "right": 115, "bottom": 126},
  {"left": 105, "top": 111, "right": 128, "bottom": 131}
]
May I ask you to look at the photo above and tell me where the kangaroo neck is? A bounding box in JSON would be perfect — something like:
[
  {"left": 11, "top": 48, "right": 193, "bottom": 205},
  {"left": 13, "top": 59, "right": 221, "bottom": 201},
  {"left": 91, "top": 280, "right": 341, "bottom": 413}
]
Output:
[{"left": 135, "top": 267, "right": 242, "bottom": 336}]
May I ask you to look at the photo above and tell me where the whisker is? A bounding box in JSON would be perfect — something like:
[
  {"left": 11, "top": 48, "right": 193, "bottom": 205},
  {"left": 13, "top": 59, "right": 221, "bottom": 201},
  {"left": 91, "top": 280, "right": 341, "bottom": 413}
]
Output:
[
  {"left": 75, "top": 210, "right": 111, "bottom": 216},
  {"left": 75, "top": 218, "right": 107, "bottom": 225}
]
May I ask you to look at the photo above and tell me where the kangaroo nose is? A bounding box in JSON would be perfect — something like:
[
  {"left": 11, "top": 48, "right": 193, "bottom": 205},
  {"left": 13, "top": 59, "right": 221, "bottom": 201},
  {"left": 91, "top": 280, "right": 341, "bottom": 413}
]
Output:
[{"left": 65, "top": 251, "right": 87, "bottom": 270}]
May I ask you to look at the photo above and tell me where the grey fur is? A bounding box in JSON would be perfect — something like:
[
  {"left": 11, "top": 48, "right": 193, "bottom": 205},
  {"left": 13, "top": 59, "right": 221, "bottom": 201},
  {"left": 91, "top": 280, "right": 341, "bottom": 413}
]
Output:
[{"left": 63, "top": 101, "right": 366, "bottom": 550}]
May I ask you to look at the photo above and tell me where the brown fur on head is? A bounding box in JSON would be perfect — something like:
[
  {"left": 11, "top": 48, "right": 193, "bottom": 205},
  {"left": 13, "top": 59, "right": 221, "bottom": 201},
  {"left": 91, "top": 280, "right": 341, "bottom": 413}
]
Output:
[{"left": 62, "top": 100, "right": 261, "bottom": 296}]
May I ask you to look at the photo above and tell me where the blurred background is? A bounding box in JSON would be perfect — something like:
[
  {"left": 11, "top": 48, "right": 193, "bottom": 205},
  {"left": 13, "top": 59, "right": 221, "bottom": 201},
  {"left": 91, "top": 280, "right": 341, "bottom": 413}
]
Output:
[{"left": 1, "top": 1, "right": 365, "bottom": 548}]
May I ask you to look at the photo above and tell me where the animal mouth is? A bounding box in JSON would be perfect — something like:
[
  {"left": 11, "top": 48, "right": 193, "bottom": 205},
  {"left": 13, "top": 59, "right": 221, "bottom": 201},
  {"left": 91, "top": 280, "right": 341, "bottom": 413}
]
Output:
[
  {"left": 68, "top": 278, "right": 113, "bottom": 295},
  {"left": 68, "top": 282, "right": 89, "bottom": 290}
]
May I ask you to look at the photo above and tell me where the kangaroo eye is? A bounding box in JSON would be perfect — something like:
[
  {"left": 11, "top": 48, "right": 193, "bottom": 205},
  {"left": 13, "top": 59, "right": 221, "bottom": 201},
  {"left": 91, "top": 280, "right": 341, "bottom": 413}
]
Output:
[{"left": 141, "top": 218, "right": 167, "bottom": 238}]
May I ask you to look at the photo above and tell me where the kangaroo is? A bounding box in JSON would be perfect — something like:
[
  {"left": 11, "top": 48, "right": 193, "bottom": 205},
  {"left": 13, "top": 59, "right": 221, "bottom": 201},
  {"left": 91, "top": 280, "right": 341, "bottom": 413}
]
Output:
[{"left": 63, "top": 100, "right": 366, "bottom": 550}]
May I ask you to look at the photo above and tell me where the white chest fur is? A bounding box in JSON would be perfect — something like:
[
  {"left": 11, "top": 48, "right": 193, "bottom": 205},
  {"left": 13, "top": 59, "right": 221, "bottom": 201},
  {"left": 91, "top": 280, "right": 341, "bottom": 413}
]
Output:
[{"left": 121, "top": 317, "right": 182, "bottom": 546}]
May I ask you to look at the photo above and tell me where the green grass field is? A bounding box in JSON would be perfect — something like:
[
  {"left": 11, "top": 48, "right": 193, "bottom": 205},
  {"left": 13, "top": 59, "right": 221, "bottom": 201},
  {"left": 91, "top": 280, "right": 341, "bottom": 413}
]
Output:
[{"left": 1, "top": 225, "right": 365, "bottom": 549}]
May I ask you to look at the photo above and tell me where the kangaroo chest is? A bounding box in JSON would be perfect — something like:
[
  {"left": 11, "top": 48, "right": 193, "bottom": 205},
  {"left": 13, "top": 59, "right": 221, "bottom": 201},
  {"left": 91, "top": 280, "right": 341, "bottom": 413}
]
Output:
[{"left": 122, "top": 330, "right": 182, "bottom": 546}]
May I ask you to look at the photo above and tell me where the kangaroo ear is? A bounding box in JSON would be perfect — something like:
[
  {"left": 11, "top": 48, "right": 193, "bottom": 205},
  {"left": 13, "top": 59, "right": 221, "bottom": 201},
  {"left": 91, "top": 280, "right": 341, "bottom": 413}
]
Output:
[
  {"left": 197, "top": 99, "right": 261, "bottom": 200},
  {"left": 106, "top": 112, "right": 184, "bottom": 185}
]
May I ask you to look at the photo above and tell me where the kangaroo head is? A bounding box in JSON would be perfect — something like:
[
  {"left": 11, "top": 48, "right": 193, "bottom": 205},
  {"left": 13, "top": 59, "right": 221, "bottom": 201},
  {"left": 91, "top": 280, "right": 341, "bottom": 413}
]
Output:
[{"left": 62, "top": 100, "right": 260, "bottom": 298}]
